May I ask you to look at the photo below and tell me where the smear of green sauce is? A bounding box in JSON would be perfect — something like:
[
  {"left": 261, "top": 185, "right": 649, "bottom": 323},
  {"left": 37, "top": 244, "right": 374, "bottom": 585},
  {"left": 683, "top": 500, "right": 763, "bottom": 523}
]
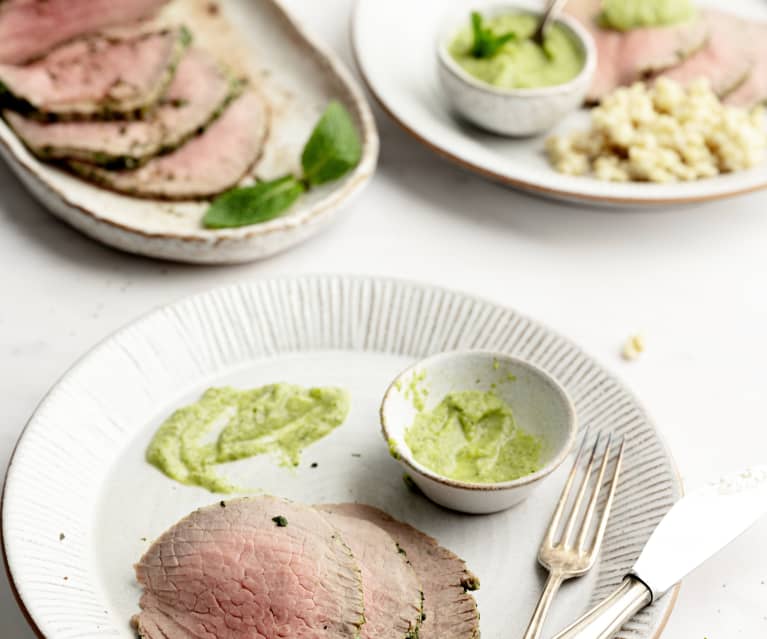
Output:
[
  {"left": 403, "top": 369, "right": 429, "bottom": 411},
  {"left": 404, "top": 389, "right": 543, "bottom": 483},
  {"left": 599, "top": 0, "right": 695, "bottom": 31},
  {"left": 146, "top": 384, "right": 350, "bottom": 493},
  {"left": 449, "top": 13, "right": 585, "bottom": 89}
]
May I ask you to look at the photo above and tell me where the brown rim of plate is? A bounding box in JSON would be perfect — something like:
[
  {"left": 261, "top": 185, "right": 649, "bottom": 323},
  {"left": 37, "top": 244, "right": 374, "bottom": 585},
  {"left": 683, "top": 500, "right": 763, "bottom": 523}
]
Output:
[
  {"left": 1, "top": 430, "right": 45, "bottom": 639},
  {"left": 349, "top": 1, "right": 767, "bottom": 206},
  {"left": 0, "top": 0, "right": 378, "bottom": 246}
]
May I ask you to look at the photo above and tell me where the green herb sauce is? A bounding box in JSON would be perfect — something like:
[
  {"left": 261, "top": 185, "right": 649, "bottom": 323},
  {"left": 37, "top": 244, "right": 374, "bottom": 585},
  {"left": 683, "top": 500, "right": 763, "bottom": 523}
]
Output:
[
  {"left": 600, "top": 0, "right": 695, "bottom": 31},
  {"left": 449, "top": 13, "right": 585, "bottom": 89},
  {"left": 403, "top": 369, "right": 429, "bottom": 411},
  {"left": 146, "top": 384, "right": 350, "bottom": 493},
  {"left": 404, "top": 389, "right": 543, "bottom": 483}
]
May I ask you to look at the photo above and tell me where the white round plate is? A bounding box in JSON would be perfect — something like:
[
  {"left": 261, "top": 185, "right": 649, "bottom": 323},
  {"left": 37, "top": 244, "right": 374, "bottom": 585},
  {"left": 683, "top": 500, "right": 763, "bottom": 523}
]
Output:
[
  {"left": 0, "top": 0, "right": 378, "bottom": 264},
  {"left": 352, "top": 0, "right": 767, "bottom": 207},
  {"left": 2, "top": 276, "right": 681, "bottom": 639}
]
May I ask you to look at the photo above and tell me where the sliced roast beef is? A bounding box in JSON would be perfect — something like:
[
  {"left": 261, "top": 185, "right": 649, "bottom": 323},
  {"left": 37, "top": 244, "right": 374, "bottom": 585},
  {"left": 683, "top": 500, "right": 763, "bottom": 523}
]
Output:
[
  {"left": 567, "top": 0, "right": 709, "bottom": 103},
  {"left": 319, "top": 508, "right": 423, "bottom": 639},
  {"left": 726, "top": 23, "right": 767, "bottom": 108},
  {"left": 68, "top": 90, "right": 269, "bottom": 199},
  {"left": 323, "top": 503, "right": 480, "bottom": 639},
  {"left": 0, "top": 0, "right": 170, "bottom": 65},
  {"left": 0, "top": 27, "right": 189, "bottom": 120},
  {"left": 657, "top": 11, "right": 752, "bottom": 98},
  {"left": 5, "top": 48, "right": 234, "bottom": 167},
  {"left": 134, "top": 496, "right": 365, "bottom": 639}
]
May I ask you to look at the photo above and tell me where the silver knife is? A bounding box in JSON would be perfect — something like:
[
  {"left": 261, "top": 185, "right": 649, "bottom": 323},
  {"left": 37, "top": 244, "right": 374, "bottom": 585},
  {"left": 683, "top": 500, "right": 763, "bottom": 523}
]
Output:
[{"left": 551, "top": 466, "right": 767, "bottom": 639}]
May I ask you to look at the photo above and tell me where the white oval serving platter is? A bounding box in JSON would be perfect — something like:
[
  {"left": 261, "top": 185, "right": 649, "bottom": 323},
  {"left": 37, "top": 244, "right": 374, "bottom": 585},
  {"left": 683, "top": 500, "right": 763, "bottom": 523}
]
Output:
[
  {"left": 0, "top": 0, "right": 378, "bottom": 264},
  {"left": 2, "top": 276, "right": 681, "bottom": 639},
  {"left": 353, "top": 0, "right": 767, "bottom": 207}
]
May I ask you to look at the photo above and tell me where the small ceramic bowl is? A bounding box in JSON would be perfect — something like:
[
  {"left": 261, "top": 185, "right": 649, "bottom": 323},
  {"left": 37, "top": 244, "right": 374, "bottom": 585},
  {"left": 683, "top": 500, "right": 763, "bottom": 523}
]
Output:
[
  {"left": 380, "top": 350, "right": 577, "bottom": 514},
  {"left": 436, "top": 5, "right": 596, "bottom": 136}
]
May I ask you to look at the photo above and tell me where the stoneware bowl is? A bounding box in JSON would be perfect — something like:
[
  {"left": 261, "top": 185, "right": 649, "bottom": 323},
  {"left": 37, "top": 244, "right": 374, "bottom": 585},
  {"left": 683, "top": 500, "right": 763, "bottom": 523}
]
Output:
[
  {"left": 380, "top": 350, "right": 577, "bottom": 514},
  {"left": 436, "top": 4, "right": 596, "bottom": 136}
]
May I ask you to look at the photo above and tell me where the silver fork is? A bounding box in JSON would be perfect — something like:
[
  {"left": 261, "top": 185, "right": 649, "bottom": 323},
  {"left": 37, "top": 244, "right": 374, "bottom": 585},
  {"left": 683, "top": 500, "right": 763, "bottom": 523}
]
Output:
[{"left": 521, "top": 431, "right": 625, "bottom": 639}]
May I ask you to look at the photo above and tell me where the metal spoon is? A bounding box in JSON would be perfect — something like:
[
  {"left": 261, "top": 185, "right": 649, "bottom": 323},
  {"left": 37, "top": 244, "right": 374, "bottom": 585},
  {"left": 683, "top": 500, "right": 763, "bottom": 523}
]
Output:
[{"left": 531, "top": 0, "right": 570, "bottom": 46}]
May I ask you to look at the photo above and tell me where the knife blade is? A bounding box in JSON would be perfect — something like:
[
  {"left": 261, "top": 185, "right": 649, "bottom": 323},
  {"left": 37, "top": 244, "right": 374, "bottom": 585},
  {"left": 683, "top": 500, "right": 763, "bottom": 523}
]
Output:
[{"left": 551, "top": 466, "right": 767, "bottom": 639}]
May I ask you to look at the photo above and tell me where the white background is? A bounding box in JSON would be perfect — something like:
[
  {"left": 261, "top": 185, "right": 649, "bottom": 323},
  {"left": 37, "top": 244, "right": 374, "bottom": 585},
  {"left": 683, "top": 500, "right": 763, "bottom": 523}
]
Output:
[{"left": 1, "top": 0, "right": 766, "bottom": 636}]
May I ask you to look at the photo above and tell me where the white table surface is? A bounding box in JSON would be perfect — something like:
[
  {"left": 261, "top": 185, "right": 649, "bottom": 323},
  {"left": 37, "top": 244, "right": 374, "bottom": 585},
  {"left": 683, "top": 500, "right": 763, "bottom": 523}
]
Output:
[{"left": 1, "top": 1, "right": 765, "bottom": 636}]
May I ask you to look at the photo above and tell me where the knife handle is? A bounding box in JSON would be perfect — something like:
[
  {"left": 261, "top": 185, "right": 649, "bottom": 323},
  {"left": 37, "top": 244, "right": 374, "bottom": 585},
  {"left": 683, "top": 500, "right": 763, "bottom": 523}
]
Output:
[{"left": 550, "top": 577, "right": 652, "bottom": 639}]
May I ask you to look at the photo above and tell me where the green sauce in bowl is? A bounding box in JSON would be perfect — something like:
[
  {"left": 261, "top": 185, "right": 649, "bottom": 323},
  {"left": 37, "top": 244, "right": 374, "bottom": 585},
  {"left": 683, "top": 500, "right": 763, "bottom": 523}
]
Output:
[
  {"left": 449, "top": 12, "right": 586, "bottom": 90},
  {"left": 404, "top": 389, "right": 543, "bottom": 484}
]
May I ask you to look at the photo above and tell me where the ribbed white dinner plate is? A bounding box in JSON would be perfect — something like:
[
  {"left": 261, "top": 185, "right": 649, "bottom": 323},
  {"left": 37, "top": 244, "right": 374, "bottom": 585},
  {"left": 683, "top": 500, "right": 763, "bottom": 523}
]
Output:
[
  {"left": 0, "top": 0, "right": 378, "bottom": 264},
  {"left": 353, "top": 0, "right": 767, "bottom": 207},
  {"left": 2, "top": 276, "right": 681, "bottom": 639}
]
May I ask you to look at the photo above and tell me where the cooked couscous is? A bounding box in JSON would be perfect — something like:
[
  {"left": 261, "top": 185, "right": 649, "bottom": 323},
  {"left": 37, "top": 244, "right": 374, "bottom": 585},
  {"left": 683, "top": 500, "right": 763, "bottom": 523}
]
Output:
[{"left": 546, "top": 78, "right": 766, "bottom": 182}]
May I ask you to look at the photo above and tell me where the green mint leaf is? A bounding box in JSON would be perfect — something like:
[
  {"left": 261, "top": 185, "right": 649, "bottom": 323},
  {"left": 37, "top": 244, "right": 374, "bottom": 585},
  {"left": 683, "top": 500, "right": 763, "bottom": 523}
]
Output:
[
  {"left": 203, "top": 175, "right": 305, "bottom": 229},
  {"left": 470, "top": 11, "right": 485, "bottom": 54},
  {"left": 469, "top": 11, "right": 516, "bottom": 59},
  {"left": 301, "top": 101, "right": 361, "bottom": 187}
]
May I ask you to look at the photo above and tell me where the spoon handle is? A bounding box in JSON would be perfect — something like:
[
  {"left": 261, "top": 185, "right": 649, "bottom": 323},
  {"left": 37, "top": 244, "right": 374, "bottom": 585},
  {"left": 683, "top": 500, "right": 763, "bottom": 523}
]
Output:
[{"left": 532, "top": 0, "right": 570, "bottom": 44}]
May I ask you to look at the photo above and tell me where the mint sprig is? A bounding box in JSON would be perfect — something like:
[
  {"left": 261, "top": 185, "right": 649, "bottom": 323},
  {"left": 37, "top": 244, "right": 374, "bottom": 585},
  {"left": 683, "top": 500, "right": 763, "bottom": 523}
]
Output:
[
  {"left": 203, "top": 175, "right": 305, "bottom": 229},
  {"left": 469, "top": 11, "right": 516, "bottom": 59},
  {"left": 203, "top": 101, "right": 361, "bottom": 229},
  {"left": 302, "top": 101, "right": 362, "bottom": 186}
]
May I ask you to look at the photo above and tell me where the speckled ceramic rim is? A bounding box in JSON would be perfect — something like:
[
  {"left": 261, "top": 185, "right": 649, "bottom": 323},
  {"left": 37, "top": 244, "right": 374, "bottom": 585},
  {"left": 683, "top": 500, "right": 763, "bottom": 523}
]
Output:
[
  {"left": 351, "top": 1, "right": 767, "bottom": 206},
  {"left": 436, "top": 6, "right": 597, "bottom": 99},
  {"left": 380, "top": 350, "right": 578, "bottom": 492}
]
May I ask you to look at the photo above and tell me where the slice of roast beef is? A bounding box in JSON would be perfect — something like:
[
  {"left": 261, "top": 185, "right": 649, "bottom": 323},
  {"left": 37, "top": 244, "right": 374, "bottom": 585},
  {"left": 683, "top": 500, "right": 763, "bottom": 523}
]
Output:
[
  {"left": 68, "top": 90, "right": 269, "bottom": 199},
  {"left": 5, "top": 48, "right": 234, "bottom": 167},
  {"left": 319, "top": 508, "right": 423, "bottom": 639},
  {"left": 133, "top": 496, "right": 365, "bottom": 639},
  {"left": 0, "top": 0, "right": 170, "bottom": 65},
  {"left": 323, "top": 503, "right": 480, "bottom": 639},
  {"left": 726, "top": 22, "right": 767, "bottom": 108},
  {"left": 0, "top": 27, "right": 189, "bottom": 120},
  {"left": 657, "top": 10, "right": 752, "bottom": 98},
  {"left": 566, "top": 0, "right": 709, "bottom": 103}
]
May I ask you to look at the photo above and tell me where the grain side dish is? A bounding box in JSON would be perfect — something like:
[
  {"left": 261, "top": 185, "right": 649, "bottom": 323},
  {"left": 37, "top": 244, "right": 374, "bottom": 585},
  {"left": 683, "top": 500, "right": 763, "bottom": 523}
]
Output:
[{"left": 546, "top": 78, "right": 766, "bottom": 182}]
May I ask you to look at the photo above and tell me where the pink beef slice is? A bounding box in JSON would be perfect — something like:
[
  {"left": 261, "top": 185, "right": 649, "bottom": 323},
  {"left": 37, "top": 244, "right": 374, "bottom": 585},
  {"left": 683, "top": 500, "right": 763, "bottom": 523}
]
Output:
[
  {"left": 0, "top": 0, "right": 170, "bottom": 65},
  {"left": 133, "top": 496, "right": 365, "bottom": 639},
  {"left": 5, "top": 48, "right": 233, "bottom": 166},
  {"left": 67, "top": 90, "right": 270, "bottom": 199},
  {"left": 726, "top": 22, "right": 767, "bottom": 108},
  {"left": 323, "top": 503, "right": 480, "bottom": 639},
  {"left": 566, "top": 0, "right": 709, "bottom": 103},
  {"left": 0, "top": 27, "right": 188, "bottom": 118},
  {"left": 318, "top": 508, "right": 423, "bottom": 639},
  {"left": 657, "top": 10, "right": 753, "bottom": 97}
]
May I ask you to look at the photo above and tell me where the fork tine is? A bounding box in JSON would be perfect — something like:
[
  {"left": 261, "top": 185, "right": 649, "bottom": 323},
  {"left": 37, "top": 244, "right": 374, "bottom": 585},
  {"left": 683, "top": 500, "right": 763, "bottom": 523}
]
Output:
[
  {"left": 589, "top": 436, "right": 626, "bottom": 555},
  {"left": 561, "top": 432, "right": 601, "bottom": 547},
  {"left": 544, "top": 427, "right": 590, "bottom": 545},
  {"left": 576, "top": 433, "right": 613, "bottom": 551}
]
